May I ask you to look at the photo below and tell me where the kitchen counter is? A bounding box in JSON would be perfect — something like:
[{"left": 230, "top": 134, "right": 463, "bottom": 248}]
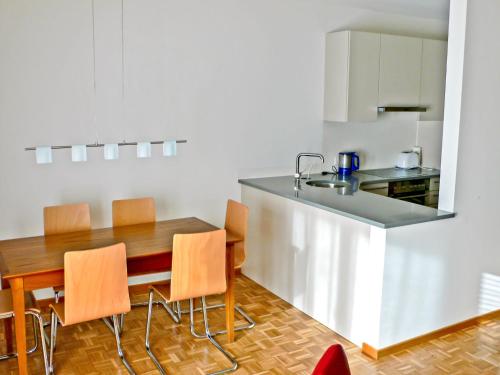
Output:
[
  {"left": 238, "top": 169, "right": 454, "bottom": 228},
  {"left": 357, "top": 167, "right": 440, "bottom": 183}
]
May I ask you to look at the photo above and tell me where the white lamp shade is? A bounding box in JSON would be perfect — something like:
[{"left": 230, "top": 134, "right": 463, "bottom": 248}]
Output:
[
  {"left": 71, "top": 145, "right": 87, "bottom": 162},
  {"left": 104, "top": 143, "right": 119, "bottom": 160},
  {"left": 35, "top": 146, "right": 53, "bottom": 164},
  {"left": 137, "top": 142, "right": 152, "bottom": 158},
  {"left": 163, "top": 140, "right": 177, "bottom": 157}
]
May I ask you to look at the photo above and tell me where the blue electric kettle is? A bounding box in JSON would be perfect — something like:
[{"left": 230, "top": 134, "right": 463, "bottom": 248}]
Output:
[{"left": 338, "top": 151, "right": 360, "bottom": 176}]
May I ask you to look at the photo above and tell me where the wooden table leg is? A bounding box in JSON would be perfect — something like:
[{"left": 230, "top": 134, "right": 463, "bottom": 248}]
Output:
[
  {"left": 225, "top": 243, "right": 235, "bottom": 343},
  {"left": 10, "top": 278, "right": 28, "bottom": 375}
]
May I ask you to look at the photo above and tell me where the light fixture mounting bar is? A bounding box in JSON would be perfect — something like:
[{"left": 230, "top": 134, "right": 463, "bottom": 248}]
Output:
[{"left": 24, "top": 140, "right": 187, "bottom": 151}]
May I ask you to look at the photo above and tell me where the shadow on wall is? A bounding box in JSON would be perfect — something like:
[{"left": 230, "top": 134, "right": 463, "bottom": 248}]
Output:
[
  {"left": 479, "top": 273, "right": 500, "bottom": 315},
  {"left": 382, "top": 247, "right": 445, "bottom": 344}
]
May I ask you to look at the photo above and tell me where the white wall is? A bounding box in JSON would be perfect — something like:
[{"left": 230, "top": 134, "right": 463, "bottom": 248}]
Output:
[
  {"left": 0, "top": 0, "right": 453, "bottom": 301},
  {"left": 439, "top": 0, "right": 468, "bottom": 211},
  {"left": 377, "top": 0, "right": 500, "bottom": 348},
  {"left": 322, "top": 114, "right": 444, "bottom": 171},
  {"left": 0, "top": 0, "right": 326, "bottom": 240}
]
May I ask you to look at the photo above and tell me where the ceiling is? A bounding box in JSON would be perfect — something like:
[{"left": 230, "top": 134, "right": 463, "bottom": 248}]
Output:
[{"left": 331, "top": 0, "right": 450, "bottom": 20}]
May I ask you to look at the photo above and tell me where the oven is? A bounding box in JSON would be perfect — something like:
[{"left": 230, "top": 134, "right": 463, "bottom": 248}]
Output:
[{"left": 388, "top": 178, "right": 429, "bottom": 206}]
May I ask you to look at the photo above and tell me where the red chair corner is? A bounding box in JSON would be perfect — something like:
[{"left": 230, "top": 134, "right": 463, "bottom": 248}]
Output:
[{"left": 312, "top": 344, "right": 351, "bottom": 375}]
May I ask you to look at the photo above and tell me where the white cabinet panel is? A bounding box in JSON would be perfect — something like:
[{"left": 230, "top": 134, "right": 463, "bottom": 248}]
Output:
[
  {"left": 324, "top": 31, "right": 380, "bottom": 122},
  {"left": 379, "top": 35, "right": 423, "bottom": 106},
  {"left": 347, "top": 32, "right": 381, "bottom": 122},
  {"left": 324, "top": 31, "right": 349, "bottom": 122},
  {"left": 420, "top": 39, "right": 448, "bottom": 121}
]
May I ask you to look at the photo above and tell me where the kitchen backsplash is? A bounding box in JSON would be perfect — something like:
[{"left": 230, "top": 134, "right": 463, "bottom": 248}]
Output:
[{"left": 322, "top": 113, "right": 443, "bottom": 170}]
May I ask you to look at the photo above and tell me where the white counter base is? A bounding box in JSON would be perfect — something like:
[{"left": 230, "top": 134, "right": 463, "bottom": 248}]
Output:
[{"left": 242, "top": 185, "right": 387, "bottom": 347}]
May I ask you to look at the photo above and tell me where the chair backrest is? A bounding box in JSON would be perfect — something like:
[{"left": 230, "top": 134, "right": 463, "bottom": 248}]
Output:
[
  {"left": 44, "top": 203, "right": 91, "bottom": 236},
  {"left": 63, "top": 243, "right": 131, "bottom": 325},
  {"left": 112, "top": 197, "right": 156, "bottom": 227},
  {"left": 170, "top": 229, "right": 227, "bottom": 302},
  {"left": 224, "top": 200, "right": 248, "bottom": 268},
  {"left": 312, "top": 344, "right": 351, "bottom": 375}
]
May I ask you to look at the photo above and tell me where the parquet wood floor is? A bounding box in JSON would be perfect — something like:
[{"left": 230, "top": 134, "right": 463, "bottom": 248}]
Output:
[{"left": 0, "top": 276, "right": 498, "bottom": 374}]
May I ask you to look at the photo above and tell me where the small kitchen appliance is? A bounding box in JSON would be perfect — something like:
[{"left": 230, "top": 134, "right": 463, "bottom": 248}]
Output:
[
  {"left": 338, "top": 151, "right": 360, "bottom": 176},
  {"left": 396, "top": 151, "right": 419, "bottom": 169}
]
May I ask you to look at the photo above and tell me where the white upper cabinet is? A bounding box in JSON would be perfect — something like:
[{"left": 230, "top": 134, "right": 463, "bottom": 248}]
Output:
[
  {"left": 419, "top": 39, "right": 448, "bottom": 121},
  {"left": 324, "top": 31, "right": 447, "bottom": 122},
  {"left": 324, "top": 31, "right": 380, "bottom": 122},
  {"left": 378, "top": 34, "right": 423, "bottom": 106}
]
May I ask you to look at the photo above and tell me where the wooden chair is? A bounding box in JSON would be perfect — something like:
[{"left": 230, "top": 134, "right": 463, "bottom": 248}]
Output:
[
  {"left": 145, "top": 229, "right": 238, "bottom": 375},
  {"left": 112, "top": 197, "right": 156, "bottom": 227},
  {"left": 0, "top": 289, "right": 49, "bottom": 374},
  {"left": 43, "top": 203, "right": 91, "bottom": 302},
  {"left": 180, "top": 200, "right": 255, "bottom": 335},
  {"left": 48, "top": 243, "right": 134, "bottom": 374},
  {"left": 43, "top": 203, "right": 91, "bottom": 236},
  {"left": 111, "top": 197, "right": 166, "bottom": 322}
]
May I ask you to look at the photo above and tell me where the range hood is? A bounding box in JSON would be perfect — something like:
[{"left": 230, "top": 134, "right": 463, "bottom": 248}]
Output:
[{"left": 377, "top": 106, "right": 427, "bottom": 113}]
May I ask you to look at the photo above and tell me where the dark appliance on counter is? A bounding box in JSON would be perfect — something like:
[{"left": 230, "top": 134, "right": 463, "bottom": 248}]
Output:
[{"left": 388, "top": 179, "right": 428, "bottom": 205}]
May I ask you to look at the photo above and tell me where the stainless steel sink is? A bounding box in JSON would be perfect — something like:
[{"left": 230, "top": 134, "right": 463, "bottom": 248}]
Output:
[{"left": 306, "top": 180, "right": 350, "bottom": 188}]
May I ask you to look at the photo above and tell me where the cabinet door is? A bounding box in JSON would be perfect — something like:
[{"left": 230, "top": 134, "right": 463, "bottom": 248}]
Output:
[
  {"left": 379, "top": 35, "right": 422, "bottom": 106},
  {"left": 324, "top": 31, "right": 350, "bottom": 122},
  {"left": 347, "top": 31, "right": 380, "bottom": 122},
  {"left": 419, "top": 39, "right": 448, "bottom": 121},
  {"left": 324, "top": 31, "right": 380, "bottom": 122}
]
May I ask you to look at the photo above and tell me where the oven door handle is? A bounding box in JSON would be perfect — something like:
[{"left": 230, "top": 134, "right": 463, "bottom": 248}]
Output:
[{"left": 391, "top": 193, "right": 427, "bottom": 199}]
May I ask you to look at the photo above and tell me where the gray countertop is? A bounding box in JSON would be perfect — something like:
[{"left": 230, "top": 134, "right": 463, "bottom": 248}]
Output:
[
  {"left": 238, "top": 168, "right": 455, "bottom": 229},
  {"left": 356, "top": 167, "right": 441, "bottom": 183}
]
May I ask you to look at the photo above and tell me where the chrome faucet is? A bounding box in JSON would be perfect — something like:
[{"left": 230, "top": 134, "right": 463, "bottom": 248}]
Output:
[{"left": 295, "top": 153, "right": 325, "bottom": 181}]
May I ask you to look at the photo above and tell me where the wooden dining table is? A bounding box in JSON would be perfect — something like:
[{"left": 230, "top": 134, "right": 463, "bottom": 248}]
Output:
[{"left": 0, "top": 217, "right": 242, "bottom": 375}]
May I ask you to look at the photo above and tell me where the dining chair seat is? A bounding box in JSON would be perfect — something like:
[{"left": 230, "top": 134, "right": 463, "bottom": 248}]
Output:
[
  {"left": 0, "top": 290, "right": 35, "bottom": 314},
  {"left": 150, "top": 284, "right": 171, "bottom": 302},
  {"left": 48, "top": 303, "right": 65, "bottom": 325}
]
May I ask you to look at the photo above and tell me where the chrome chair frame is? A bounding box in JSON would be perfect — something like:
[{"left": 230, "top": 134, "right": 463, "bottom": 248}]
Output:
[
  {"left": 106, "top": 299, "right": 179, "bottom": 338},
  {"left": 177, "top": 301, "right": 255, "bottom": 336},
  {"left": 0, "top": 309, "right": 49, "bottom": 374},
  {"left": 145, "top": 289, "right": 238, "bottom": 375},
  {"left": 48, "top": 311, "right": 135, "bottom": 374},
  {"left": 54, "top": 290, "right": 61, "bottom": 304}
]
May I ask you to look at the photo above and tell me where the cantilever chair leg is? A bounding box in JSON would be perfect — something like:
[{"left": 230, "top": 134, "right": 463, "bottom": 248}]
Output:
[
  {"left": 0, "top": 311, "right": 49, "bottom": 374},
  {"left": 145, "top": 289, "right": 167, "bottom": 375},
  {"left": 102, "top": 314, "right": 125, "bottom": 336},
  {"left": 198, "top": 297, "right": 238, "bottom": 375},
  {"left": 145, "top": 291, "right": 237, "bottom": 375},
  {"left": 182, "top": 300, "right": 255, "bottom": 337},
  {"left": 26, "top": 310, "right": 50, "bottom": 375},
  {"left": 112, "top": 315, "right": 136, "bottom": 375},
  {"left": 49, "top": 311, "right": 57, "bottom": 373},
  {"left": 49, "top": 311, "right": 136, "bottom": 374},
  {"left": 132, "top": 299, "right": 180, "bottom": 322},
  {"left": 0, "top": 314, "right": 39, "bottom": 359}
]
